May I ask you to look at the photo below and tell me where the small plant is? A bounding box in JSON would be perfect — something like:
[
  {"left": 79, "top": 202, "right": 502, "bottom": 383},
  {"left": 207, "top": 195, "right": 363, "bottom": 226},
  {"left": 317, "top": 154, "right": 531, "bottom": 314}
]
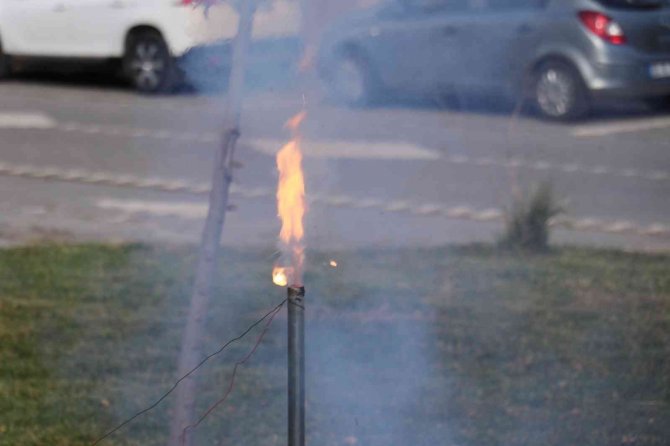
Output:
[{"left": 500, "top": 182, "right": 563, "bottom": 252}]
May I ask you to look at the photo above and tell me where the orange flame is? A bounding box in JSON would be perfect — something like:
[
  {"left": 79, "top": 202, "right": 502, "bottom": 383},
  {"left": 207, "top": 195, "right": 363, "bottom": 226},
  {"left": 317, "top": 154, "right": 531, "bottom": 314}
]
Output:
[
  {"left": 272, "top": 267, "right": 290, "bottom": 287},
  {"left": 273, "top": 111, "right": 307, "bottom": 287}
]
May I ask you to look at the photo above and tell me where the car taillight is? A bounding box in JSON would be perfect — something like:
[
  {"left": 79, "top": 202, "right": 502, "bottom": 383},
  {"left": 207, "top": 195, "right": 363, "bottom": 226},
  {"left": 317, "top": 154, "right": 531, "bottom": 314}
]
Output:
[{"left": 578, "top": 11, "right": 627, "bottom": 45}]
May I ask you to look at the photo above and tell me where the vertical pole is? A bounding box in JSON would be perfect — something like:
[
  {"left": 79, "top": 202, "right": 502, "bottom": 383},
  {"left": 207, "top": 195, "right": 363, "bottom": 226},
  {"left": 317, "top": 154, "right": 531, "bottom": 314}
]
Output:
[
  {"left": 168, "top": 1, "right": 257, "bottom": 445},
  {"left": 287, "top": 286, "right": 305, "bottom": 446}
]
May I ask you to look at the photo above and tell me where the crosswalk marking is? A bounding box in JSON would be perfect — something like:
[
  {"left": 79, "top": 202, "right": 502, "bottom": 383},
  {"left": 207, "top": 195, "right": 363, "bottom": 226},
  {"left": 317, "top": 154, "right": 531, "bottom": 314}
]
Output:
[{"left": 0, "top": 112, "right": 56, "bottom": 129}]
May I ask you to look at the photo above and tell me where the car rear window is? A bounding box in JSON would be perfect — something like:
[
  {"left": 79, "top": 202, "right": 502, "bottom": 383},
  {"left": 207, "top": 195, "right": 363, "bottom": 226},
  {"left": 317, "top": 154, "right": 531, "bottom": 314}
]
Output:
[
  {"left": 594, "top": 0, "right": 666, "bottom": 10},
  {"left": 483, "top": 0, "right": 548, "bottom": 10}
]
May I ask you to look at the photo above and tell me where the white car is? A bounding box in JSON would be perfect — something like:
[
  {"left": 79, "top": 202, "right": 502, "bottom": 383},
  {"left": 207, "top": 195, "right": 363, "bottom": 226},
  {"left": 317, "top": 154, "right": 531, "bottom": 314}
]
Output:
[{"left": 0, "top": 0, "right": 228, "bottom": 93}]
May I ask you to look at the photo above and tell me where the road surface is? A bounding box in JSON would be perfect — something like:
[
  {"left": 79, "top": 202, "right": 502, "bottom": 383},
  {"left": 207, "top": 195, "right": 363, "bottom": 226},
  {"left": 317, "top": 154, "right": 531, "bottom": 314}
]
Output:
[{"left": 1, "top": 74, "right": 669, "bottom": 252}]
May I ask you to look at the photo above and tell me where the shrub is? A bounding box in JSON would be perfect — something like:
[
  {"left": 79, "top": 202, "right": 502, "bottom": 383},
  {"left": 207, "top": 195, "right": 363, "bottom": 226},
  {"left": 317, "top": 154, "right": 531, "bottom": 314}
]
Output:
[{"left": 500, "top": 182, "right": 563, "bottom": 252}]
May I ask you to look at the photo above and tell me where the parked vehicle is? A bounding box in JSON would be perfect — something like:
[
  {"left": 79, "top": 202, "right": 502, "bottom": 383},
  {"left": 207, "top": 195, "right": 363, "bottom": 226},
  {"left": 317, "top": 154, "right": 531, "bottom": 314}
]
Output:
[
  {"left": 0, "top": 0, "right": 226, "bottom": 93},
  {"left": 317, "top": 0, "right": 670, "bottom": 120}
]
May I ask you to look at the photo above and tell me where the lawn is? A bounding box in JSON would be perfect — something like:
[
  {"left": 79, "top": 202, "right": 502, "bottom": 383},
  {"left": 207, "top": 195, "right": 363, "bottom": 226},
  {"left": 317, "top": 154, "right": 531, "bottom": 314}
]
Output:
[{"left": 1, "top": 243, "right": 669, "bottom": 446}]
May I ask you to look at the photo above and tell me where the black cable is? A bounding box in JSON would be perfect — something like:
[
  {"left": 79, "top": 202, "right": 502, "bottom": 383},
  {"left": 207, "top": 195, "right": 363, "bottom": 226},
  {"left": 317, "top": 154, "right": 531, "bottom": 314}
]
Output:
[
  {"left": 180, "top": 302, "right": 284, "bottom": 445},
  {"left": 91, "top": 298, "right": 287, "bottom": 445}
]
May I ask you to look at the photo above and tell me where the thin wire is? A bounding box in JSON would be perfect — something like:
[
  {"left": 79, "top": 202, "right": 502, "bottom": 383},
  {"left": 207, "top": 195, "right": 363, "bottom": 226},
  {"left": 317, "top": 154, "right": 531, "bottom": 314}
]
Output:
[
  {"left": 180, "top": 301, "right": 284, "bottom": 445},
  {"left": 91, "top": 298, "right": 287, "bottom": 445}
]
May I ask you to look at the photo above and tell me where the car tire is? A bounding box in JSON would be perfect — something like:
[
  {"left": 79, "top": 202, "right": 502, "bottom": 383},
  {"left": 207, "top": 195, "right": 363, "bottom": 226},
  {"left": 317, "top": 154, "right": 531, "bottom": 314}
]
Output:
[
  {"left": 327, "top": 51, "right": 379, "bottom": 107},
  {"left": 124, "top": 31, "right": 178, "bottom": 94},
  {"left": 0, "top": 43, "right": 11, "bottom": 79},
  {"left": 533, "top": 61, "right": 589, "bottom": 121},
  {"left": 644, "top": 96, "right": 670, "bottom": 111}
]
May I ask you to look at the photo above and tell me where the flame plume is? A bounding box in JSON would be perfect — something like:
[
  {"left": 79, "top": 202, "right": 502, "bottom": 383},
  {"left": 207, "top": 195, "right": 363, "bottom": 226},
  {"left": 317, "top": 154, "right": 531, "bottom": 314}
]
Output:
[{"left": 273, "top": 111, "right": 307, "bottom": 287}]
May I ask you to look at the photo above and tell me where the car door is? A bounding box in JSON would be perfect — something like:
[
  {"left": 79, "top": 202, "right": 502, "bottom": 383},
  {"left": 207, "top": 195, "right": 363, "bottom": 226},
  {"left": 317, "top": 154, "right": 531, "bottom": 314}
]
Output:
[
  {"left": 458, "top": 0, "right": 545, "bottom": 95},
  {"left": 59, "top": 0, "right": 137, "bottom": 57},
  {"left": 419, "top": 0, "right": 472, "bottom": 93},
  {"left": 0, "top": 0, "right": 72, "bottom": 56},
  {"left": 365, "top": 0, "right": 470, "bottom": 94}
]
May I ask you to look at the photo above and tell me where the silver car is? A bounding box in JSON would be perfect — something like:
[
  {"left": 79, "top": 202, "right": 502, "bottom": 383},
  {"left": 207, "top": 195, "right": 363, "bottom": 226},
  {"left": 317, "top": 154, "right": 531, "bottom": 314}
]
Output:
[{"left": 317, "top": 0, "right": 670, "bottom": 120}]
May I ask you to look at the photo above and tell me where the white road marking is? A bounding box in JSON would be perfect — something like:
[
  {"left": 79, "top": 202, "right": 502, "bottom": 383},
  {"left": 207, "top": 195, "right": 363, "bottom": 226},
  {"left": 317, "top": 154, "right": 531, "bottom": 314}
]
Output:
[
  {"left": 572, "top": 116, "right": 670, "bottom": 137},
  {"left": 249, "top": 138, "right": 440, "bottom": 160},
  {"left": 0, "top": 112, "right": 56, "bottom": 129},
  {"left": 649, "top": 171, "right": 669, "bottom": 181},
  {"left": 504, "top": 159, "right": 524, "bottom": 168},
  {"left": 315, "top": 195, "right": 355, "bottom": 207},
  {"left": 97, "top": 199, "right": 208, "bottom": 219},
  {"left": 20, "top": 206, "right": 48, "bottom": 216},
  {"left": 93, "top": 196, "right": 670, "bottom": 239},
  {"left": 384, "top": 201, "right": 412, "bottom": 212},
  {"left": 2, "top": 117, "right": 668, "bottom": 181},
  {"left": 473, "top": 208, "right": 504, "bottom": 222},
  {"left": 448, "top": 155, "right": 469, "bottom": 164},
  {"left": 0, "top": 86, "right": 220, "bottom": 112},
  {"left": 0, "top": 156, "right": 661, "bottom": 238},
  {"left": 467, "top": 155, "right": 668, "bottom": 183},
  {"left": 53, "top": 121, "right": 219, "bottom": 144},
  {"left": 591, "top": 166, "right": 610, "bottom": 175}
]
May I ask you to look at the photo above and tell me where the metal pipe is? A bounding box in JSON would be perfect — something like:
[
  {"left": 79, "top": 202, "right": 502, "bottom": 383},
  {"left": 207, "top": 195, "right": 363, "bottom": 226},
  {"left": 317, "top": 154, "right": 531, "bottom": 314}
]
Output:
[{"left": 287, "top": 285, "right": 305, "bottom": 446}]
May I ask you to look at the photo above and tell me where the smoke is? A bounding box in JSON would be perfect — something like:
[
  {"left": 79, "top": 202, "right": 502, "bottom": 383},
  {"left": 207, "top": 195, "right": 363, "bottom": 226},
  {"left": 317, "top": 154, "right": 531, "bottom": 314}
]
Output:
[{"left": 306, "top": 309, "right": 454, "bottom": 445}]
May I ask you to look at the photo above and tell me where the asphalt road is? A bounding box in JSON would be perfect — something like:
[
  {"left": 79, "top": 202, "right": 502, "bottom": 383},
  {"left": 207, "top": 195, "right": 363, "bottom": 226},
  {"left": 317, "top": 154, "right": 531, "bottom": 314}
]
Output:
[{"left": 1, "top": 73, "right": 669, "bottom": 251}]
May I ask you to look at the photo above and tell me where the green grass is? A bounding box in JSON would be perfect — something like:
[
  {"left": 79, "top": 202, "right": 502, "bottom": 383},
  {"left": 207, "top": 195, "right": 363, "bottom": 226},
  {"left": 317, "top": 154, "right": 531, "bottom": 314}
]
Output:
[{"left": 0, "top": 244, "right": 669, "bottom": 445}]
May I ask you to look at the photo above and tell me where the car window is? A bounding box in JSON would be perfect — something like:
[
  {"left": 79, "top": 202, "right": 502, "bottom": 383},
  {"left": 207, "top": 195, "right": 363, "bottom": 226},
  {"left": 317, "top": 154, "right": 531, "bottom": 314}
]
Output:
[
  {"left": 594, "top": 0, "right": 666, "bottom": 9},
  {"left": 479, "top": 0, "right": 548, "bottom": 10},
  {"left": 402, "top": 0, "right": 471, "bottom": 14}
]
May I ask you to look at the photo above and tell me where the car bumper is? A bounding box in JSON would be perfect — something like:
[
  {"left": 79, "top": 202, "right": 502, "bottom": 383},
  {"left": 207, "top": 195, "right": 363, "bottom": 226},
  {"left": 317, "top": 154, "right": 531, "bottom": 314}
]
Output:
[
  {"left": 177, "top": 37, "right": 300, "bottom": 91},
  {"left": 177, "top": 41, "right": 232, "bottom": 85},
  {"left": 587, "top": 60, "right": 670, "bottom": 99}
]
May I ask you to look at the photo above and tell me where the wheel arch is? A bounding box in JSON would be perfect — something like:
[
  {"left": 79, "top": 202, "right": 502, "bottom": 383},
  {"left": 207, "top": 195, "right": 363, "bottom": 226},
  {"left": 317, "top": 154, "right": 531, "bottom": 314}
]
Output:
[
  {"left": 530, "top": 54, "right": 580, "bottom": 75},
  {"left": 527, "top": 52, "right": 589, "bottom": 92},
  {"left": 123, "top": 24, "right": 166, "bottom": 55},
  {"left": 319, "top": 39, "right": 369, "bottom": 79},
  {"left": 326, "top": 39, "right": 386, "bottom": 106},
  {"left": 333, "top": 40, "right": 383, "bottom": 84}
]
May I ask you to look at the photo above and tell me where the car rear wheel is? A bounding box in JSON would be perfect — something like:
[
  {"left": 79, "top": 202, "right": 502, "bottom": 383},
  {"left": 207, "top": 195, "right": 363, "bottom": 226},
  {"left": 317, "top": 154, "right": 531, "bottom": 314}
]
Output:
[
  {"left": 0, "top": 43, "right": 11, "bottom": 79},
  {"left": 327, "top": 52, "right": 378, "bottom": 106},
  {"left": 124, "top": 31, "right": 177, "bottom": 94},
  {"left": 644, "top": 96, "right": 670, "bottom": 111},
  {"left": 534, "top": 61, "right": 588, "bottom": 121}
]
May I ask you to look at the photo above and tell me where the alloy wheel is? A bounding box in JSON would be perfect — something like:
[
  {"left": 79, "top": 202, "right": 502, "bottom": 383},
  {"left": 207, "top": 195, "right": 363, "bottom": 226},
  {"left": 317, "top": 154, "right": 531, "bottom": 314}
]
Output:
[
  {"left": 536, "top": 68, "right": 575, "bottom": 118},
  {"left": 129, "top": 40, "right": 167, "bottom": 92}
]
